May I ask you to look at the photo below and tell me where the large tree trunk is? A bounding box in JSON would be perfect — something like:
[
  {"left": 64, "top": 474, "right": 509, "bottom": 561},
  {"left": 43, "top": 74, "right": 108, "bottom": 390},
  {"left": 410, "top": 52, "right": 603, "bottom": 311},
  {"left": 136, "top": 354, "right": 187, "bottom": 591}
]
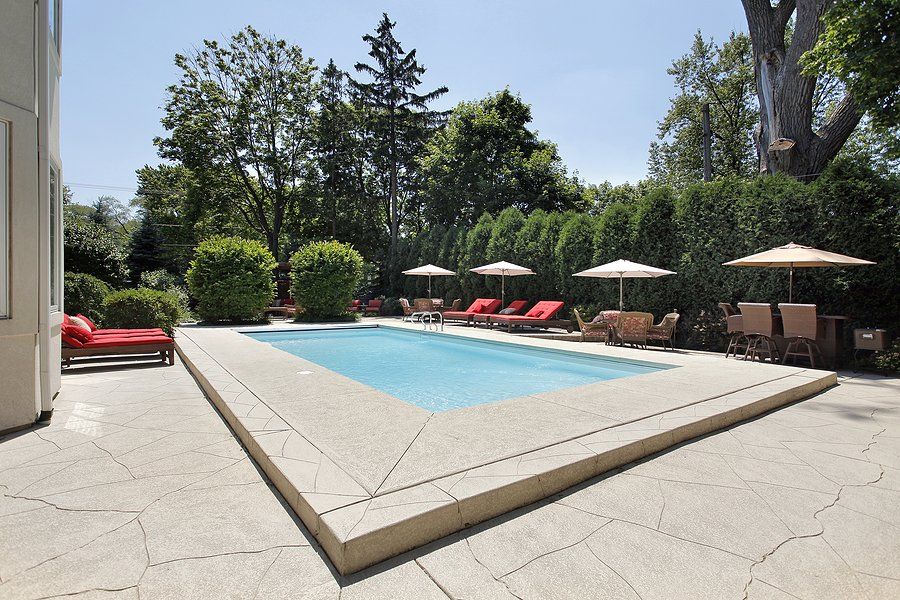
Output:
[{"left": 741, "top": 0, "right": 861, "bottom": 179}]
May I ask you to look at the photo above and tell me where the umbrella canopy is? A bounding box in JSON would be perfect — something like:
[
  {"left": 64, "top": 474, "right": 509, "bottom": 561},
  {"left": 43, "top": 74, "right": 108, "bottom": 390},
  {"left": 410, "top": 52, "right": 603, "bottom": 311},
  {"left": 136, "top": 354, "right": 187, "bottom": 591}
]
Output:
[
  {"left": 401, "top": 264, "right": 456, "bottom": 297},
  {"left": 573, "top": 259, "right": 676, "bottom": 311},
  {"left": 470, "top": 261, "right": 535, "bottom": 306},
  {"left": 723, "top": 242, "right": 875, "bottom": 302}
]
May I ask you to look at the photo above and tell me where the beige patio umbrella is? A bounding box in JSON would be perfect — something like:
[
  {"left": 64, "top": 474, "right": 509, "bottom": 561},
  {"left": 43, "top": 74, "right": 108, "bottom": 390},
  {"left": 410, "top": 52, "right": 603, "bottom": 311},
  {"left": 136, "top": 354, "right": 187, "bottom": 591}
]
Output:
[
  {"left": 573, "top": 259, "right": 676, "bottom": 311},
  {"left": 723, "top": 242, "right": 876, "bottom": 302},
  {"left": 470, "top": 261, "right": 535, "bottom": 306},
  {"left": 402, "top": 264, "right": 456, "bottom": 297}
]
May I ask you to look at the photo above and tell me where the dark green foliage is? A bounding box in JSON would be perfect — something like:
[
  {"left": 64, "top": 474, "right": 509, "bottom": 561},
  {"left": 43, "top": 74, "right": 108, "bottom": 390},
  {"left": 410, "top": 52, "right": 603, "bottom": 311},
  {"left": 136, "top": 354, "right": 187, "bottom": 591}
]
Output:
[
  {"left": 127, "top": 214, "right": 168, "bottom": 284},
  {"left": 648, "top": 32, "right": 757, "bottom": 186},
  {"left": 421, "top": 90, "right": 586, "bottom": 226},
  {"left": 556, "top": 214, "right": 599, "bottom": 307},
  {"left": 186, "top": 237, "right": 276, "bottom": 323},
  {"left": 290, "top": 241, "right": 364, "bottom": 320},
  {"left": 63, "top": 272, "right": 112, "bottom": 325},
  {"left": 349, "top": 13, "right": 448, "bottom": 249},
  {"left": 63, "top": 212, "right": 129, "bottom": 286},
  {"left": 139, "top": 269, "right": 190, "bottom": 317},
  {"left": 102, "top": 288, "right": 183, "bottom": 336},
  {"left": 802, "top": 0, "right": 900, "bottom": 133},
  {"left": 874, "top": 340, "right": 900, "bottom": 374}
]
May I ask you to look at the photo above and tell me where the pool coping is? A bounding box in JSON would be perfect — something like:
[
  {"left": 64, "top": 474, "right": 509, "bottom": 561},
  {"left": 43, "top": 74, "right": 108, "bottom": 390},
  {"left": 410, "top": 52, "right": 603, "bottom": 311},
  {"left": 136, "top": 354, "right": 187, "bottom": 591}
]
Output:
[{"left": 175, "top": 322, "right": 836, "bottom": 575}]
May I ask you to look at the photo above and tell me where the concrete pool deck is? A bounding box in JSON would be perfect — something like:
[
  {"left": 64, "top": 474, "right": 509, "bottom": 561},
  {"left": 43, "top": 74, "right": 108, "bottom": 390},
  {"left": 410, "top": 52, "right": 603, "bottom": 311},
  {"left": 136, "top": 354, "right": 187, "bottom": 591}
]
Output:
[{"left": 175, "top": 320, "right": 836, "bottom": 574}]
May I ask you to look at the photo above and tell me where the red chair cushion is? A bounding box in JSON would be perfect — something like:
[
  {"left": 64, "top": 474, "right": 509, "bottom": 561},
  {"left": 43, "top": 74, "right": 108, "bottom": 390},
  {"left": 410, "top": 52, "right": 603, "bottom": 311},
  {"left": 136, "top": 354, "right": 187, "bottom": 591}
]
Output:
[
  {"left": 61, "top": 327, "right": 85, "bottom": 349},
  {"left": 76, "top": 314, "right": 98, "bottom": 331},
  {"left": 93, "top": 328, "right": 166, "bottom": 336}
]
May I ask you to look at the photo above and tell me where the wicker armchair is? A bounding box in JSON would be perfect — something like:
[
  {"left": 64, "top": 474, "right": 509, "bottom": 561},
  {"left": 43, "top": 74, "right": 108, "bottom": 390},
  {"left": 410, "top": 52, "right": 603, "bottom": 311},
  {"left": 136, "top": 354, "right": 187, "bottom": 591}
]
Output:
[
  {"left": 574, "top": 309, "right": 608, "bottom": 342},
  {"left": 574, "top": 309, "right": 619, "bottom": 343},
  {"left": 647, "top": 312, "right": 680, "bottom": 350},
  {"left": 614, "top": 312, "right": 654, "bottom": 348}
]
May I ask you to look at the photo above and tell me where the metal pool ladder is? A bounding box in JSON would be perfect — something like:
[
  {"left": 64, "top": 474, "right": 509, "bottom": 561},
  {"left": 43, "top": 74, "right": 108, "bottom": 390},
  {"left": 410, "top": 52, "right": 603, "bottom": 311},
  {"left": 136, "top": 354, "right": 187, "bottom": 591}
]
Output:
[{"left": 422, "top": 311, "right": 443, "bottom": 331}]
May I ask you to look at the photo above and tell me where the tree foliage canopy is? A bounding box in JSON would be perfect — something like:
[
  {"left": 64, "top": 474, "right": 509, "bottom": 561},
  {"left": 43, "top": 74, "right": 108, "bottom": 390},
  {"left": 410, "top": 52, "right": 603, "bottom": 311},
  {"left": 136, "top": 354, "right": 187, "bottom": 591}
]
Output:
[
  {"left": 420, "top": 90, "right": 586, "bottom": 226},
  {"left": 157, "top": 26, "right": 319, "bottom": 260}
]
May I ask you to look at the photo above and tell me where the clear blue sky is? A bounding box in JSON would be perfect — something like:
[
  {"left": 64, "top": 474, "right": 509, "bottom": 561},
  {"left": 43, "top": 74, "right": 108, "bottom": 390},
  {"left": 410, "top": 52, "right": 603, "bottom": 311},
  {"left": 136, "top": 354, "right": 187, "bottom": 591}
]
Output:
[{"left": 61, "top": 0, "right": 748, "bottom": 205}]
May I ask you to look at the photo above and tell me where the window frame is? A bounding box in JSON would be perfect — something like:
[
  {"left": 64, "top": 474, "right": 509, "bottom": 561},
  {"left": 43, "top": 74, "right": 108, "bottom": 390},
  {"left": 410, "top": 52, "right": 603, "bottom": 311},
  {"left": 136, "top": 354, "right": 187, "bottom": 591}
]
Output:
[
  {"left": 49, "top": 163, "right": 59, "bottom": 312},
  {"left": 0, "top": 119, "right": 8, "bottom": 319}
]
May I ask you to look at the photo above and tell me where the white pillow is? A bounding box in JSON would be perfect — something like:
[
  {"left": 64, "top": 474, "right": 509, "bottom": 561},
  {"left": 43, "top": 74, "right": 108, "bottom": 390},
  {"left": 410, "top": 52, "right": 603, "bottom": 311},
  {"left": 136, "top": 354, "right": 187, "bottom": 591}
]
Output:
[{"left": 68, "top": 316, "right": 92, "bottom": 332}]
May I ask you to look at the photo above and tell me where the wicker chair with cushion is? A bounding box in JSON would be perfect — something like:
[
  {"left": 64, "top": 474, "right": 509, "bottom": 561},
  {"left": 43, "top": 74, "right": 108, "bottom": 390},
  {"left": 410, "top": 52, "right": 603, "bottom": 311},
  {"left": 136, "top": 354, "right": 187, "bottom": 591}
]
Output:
[
  {"left": 718, "top": 302, "right": 747, "bottom": 358},
  {"left": 399, "top": 298, "right": 414, "bottom": 317},
  {"left": 574, "top": 309, "right": 610, "bottom": 342},
  {"left": 779, "top": 303, "right": 826, "bottom": 368},
  {"left": 647, "top": 312, "right": 680, "bottom": 350},
  {"left": 738, "top": 302, "right": 781, "bottom": 363},
  {"left": 413, "top": 298, "right": 435, "bottom": 312},
  {"left": 613, "top": 312, "right": 654, "bottom": 348}
]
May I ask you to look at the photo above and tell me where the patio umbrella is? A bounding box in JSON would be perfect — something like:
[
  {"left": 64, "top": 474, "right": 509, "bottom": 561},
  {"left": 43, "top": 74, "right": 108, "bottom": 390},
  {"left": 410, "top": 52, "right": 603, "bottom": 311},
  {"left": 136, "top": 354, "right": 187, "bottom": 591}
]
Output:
[
  {"left": 401, "top": 264, "right": 456, "bottom": 297},
  {"left": 573, "top": 259, "right": 676, "bottom": 311},
  {"left": 723, "top": 242, "right": 875, "bottom": 302},
  {"left": 470, "top": 261, "right": 535, "bottom": 306}
]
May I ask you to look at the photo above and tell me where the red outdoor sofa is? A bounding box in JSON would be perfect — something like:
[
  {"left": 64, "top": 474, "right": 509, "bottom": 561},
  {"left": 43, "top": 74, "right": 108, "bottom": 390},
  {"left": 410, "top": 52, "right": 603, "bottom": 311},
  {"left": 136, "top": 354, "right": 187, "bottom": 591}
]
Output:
[
  {"left": 487, "top": 300, "right": 573, "bottom": 332},
  {"left": 442, "top": 298, "right": 502, "bottom": 325},
  {"left": 61, "top": 314, "right": 175, "bottom": 367}
]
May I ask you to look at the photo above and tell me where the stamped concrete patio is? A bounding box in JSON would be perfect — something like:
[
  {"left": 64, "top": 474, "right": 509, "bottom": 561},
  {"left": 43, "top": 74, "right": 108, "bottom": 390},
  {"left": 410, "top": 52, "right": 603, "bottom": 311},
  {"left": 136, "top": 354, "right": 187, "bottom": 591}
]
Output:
[{"left": 0, "top": 349, "right": 897, "bottom": 598}]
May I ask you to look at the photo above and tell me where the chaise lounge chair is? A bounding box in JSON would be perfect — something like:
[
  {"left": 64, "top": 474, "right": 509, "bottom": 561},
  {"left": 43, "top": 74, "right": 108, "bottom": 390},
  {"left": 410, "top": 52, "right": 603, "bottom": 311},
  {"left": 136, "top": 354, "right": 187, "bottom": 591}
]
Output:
[
  {"left": 489, "top": 301, "right": 573, "bottom": 333},
  {"left": 473, "top": 300, "right": 528, "bottom": 327},
  {"left": 61, "top": 319, "right": 174, "bottom": 367},
  {"left": 442, "top": 298, "right": 502, "bottom": 326},
  {"left": 647, "top": 312, "right": 680, "bottom": 350}
]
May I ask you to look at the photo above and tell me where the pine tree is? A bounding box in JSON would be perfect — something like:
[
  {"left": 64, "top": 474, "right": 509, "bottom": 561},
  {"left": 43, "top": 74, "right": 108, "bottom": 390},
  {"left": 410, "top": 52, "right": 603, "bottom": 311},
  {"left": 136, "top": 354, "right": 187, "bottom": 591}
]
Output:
[
  {"left": 349, "top": 13, "right": 448, "bottom": 251},
  {"left": 127, "top": 214, "right": 168, "bottom": 283}
]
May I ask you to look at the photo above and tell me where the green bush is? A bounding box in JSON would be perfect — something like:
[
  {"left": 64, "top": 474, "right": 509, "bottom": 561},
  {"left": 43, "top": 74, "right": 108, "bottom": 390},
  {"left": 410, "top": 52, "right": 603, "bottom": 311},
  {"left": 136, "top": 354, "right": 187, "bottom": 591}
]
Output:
[
  {"left": 874, "top": 340, "right": 900, "bottom": 374},
  {"left": 140, "top": 269, "right": 190, "bottom": 316},
  {"left": 63, "top": 212, "right": 129, "bottom": 286},
  {"left": 64, "top": 272, "right": 112, "bottom": 324},
  {"left": 186, "top": 236, "right": 276, "bottom": 322},
  {"left": 290, "top": 241, "right": 363, "bottom": 320},
  {"left": 102, "top": 288, "right": 182, "bottom": 335}
]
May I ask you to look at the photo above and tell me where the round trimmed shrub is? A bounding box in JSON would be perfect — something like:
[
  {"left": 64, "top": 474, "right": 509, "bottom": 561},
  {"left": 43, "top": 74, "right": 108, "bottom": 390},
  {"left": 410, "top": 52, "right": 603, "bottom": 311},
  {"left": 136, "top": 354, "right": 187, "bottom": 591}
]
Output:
[
  {"left": 290, "top": 241, "right": 363, "bottom": 320},
  {"left": 102, "top": 288, "right": 182, "bottom": 335},
  {"left": 185, "top": 236, "right": 276, "bottom": 323},
  {"left": 64, "top": 272, "right": 112, "bottom": 325}
]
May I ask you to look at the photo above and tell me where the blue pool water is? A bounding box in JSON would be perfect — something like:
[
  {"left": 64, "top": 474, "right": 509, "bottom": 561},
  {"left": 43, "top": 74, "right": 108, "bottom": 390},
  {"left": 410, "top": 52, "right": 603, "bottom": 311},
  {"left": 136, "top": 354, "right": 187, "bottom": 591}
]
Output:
[{"left": 246, "top": 327, "right": 670, "bottom": 412}]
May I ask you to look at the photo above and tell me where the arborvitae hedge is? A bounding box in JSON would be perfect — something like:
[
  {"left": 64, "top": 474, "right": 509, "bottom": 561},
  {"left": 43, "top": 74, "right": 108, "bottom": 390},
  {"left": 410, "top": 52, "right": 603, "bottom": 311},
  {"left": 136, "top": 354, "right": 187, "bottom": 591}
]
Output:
[{"left": 383, "top": 158, "right": 899, "bottom": 351}]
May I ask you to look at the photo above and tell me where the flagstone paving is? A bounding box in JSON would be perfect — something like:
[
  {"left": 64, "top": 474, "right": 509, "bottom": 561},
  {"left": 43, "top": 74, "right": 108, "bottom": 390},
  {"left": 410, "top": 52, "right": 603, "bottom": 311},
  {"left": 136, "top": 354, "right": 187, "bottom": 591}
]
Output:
[{"left": 0, "top": 357, "right": 897, "bottom": 599}]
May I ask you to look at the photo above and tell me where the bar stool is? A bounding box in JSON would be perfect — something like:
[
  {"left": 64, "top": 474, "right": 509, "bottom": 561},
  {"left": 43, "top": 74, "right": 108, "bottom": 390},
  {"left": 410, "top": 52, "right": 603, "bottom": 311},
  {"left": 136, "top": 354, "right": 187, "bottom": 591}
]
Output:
[
  {"left": 718, "top": 302, "right": 748, "bottom": 358},
  {"left": 779, "top": 303, "right": 826, "bottom": 368},
  {"left": 738, "top": 303, "right": 781, "bottom": 363}
]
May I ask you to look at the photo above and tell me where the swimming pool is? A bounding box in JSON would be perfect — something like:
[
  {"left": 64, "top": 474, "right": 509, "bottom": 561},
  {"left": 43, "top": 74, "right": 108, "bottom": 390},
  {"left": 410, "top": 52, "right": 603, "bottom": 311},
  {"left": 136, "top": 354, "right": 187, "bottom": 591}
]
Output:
[{"left": 246, "top": 327, "right": 671, "bottom": 412}]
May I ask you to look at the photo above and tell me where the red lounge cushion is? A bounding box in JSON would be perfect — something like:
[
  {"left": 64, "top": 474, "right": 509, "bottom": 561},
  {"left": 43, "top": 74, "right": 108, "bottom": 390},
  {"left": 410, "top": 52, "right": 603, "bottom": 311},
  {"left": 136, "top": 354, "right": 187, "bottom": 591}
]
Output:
[
  {"left": 61, "top": 328, "right": 85, "bottom": 349},
  {"left": 469, "top": 304, "right": 484, "bottom": 314},
  {"left": 82, "top": 335, "right": 174, "bottom": 349},
  {"left": 76, "top": 314, "right": 98, "bottom": 331},
  {"left": 463, "top": 300, "right": 482, "bottom": 312},
  {"left": 62, "top": 324, "right": 93, "bottom": 344},
  {"left": 93, "top": 329, "right": 166, "bottom": 336}
]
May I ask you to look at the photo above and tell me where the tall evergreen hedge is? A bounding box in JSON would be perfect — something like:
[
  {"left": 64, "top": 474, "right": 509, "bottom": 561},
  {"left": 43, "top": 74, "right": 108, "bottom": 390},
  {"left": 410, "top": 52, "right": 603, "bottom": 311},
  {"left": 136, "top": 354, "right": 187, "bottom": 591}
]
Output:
[{"left": 384, "top": 158, "right": 899, "bottom": 351}]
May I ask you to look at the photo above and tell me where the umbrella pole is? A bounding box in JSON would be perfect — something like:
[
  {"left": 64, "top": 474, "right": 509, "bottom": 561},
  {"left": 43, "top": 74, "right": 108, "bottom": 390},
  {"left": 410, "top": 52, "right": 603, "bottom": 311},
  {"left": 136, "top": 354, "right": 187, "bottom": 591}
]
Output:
[
  {"left": 788, "top": 265, "right": 793, "bottom": 303},
  {"left": 619, "top": 274, "right": 624, "bottom": 311},
  {"left": 428, "top": 274, "right": 432, "bottom": 298},
  {"left": 501, "top": 273, "right": 505, "bottom": 307}
]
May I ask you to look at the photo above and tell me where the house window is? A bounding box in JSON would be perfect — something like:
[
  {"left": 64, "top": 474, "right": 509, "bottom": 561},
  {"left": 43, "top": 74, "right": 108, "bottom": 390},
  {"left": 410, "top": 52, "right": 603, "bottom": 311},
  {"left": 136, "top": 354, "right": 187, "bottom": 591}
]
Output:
[
  {"left": 0, "top": 120, "right": 8, "bottom": 318},
  {"left": 49, "top": 165, "right": 58, "bottom": 310},
  {"left": 49, "top": 0, "right": 60, "bottom": 53}
]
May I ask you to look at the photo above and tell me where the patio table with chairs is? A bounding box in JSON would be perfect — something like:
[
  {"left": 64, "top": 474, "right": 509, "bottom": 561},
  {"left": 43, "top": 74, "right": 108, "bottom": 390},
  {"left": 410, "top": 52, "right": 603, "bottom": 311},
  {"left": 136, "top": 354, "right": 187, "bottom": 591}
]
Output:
[{"left": 720, "top": 301, "right": 847, "bottom": 368}]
